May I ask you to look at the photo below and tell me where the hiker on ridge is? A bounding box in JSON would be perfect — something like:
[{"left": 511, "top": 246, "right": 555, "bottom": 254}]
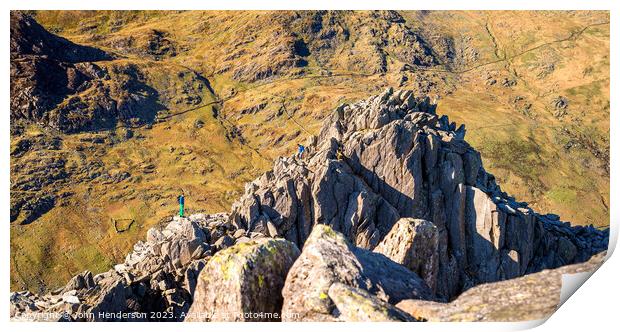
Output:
[
  {"left": 177, "top": 193, "right": 185, "bottom": 218},
  {"left": 297, "top": 144, "right": 306, "bottom": 159}
]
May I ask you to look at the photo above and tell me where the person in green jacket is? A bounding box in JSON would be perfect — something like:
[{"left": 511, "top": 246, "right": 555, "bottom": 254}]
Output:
[{"left": 177, "top": 193, "right": 185, "bottom": 217}]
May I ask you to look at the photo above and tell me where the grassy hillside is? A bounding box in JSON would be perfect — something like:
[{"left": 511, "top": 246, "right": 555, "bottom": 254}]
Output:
[{"left": 10, "top": 10, "right": 609, "bottom": 292}]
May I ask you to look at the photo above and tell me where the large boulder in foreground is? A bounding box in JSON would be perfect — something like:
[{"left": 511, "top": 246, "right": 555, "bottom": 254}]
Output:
[
  {"left": 281, "top": 224, "right": 433, "bottom": 322},
  {"left": 373, "top": 218, "right": 439, "bottom": 292},
  {"left": 396, "top": 252, "right": 606, "bottom": 322},
  {"left": 185, "top": 238, "right": 300, "bottom": 322}
]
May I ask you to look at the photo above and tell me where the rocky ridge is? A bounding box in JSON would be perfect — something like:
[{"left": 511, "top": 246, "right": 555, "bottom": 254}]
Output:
[
  {"left": 11, "top": 213, "right": 232, "bottom": 321},
  {"left": 10, "top": 12, "right": 210, "bottom": 135},
  {"left": 10, "top": 12, "right": 115, "bottom": 133},
  {"left": 229, "top": 88, "right": 608, "bottom": 300},
  {"left": 10, "top": 89, "right": 608, "bottom": 322}
]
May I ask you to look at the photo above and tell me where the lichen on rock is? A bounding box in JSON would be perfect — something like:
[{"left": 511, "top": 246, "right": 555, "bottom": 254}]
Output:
[{"left": 185, "top": 238, "right": 300, "bottom": 322}]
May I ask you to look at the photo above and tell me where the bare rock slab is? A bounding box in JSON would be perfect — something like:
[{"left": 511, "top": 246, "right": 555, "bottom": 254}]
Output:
[
  {"left": 396, "top": 252, "right": 606, "bottom": 322},
  {"left": 373, "top": 218, "right": 439, "bottom": 292},
  {"left": 328, "top": 283, "right": 416, "bottom": 322},
  {"left": 281, "top": 224, "right": 433, "bottom": 321}
]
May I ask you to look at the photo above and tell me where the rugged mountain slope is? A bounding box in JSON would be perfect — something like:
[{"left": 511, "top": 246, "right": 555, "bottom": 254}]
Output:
[
  {"left": 10, "top": 90, "right": 608, "bottom": 322},
  {"left": 10, "top": 10, "right": 609, "bottom": 292},
  {"left": 10, "top": 11, "right": 264, "bottom": 292},
  {"left": 229, "top": 88, "right": 608, "bottom": 301},
  {"left": 10, "top": 12, "right": 110, "bottom": 63},
  {"left": 404, "top": 11, "right": 610, "bottom": 225}
]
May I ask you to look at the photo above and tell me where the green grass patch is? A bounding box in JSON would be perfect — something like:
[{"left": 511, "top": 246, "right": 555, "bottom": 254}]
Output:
[{"left": 546, "top": 186, "right": 578, "bottom": 205}]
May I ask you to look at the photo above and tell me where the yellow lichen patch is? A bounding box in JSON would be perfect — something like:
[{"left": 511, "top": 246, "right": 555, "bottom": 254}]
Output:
[{"left": 258, "top": 274, "right": 265, "bottom": 288}]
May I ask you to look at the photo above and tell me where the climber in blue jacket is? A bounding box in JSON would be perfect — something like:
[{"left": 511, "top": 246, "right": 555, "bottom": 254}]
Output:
[{"left": 297, "top": 144, "right": 306, "bottom": 159}]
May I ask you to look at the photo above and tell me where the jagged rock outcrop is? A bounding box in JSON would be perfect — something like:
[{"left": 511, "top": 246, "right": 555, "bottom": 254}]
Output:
[
  {"left": 396, "top": 251, "right": 606, "bottom": 322},
  {"left": 9, "top": 213, "right": 248, "bottom": 321},
  {"left": 10, "top": 89, "right": 609, "bottom": 322},
  {"left": 10, "top": 12, "right": 111, "bottom": 63},
  {"left": 230, "top": 88, "right": 609, "bottom": 300},
  {"left": 185, "top": 238, "right": 300, "bottom": 322},
  {"left": 281, "top": 224, "right": 433, "bottom": 321}
]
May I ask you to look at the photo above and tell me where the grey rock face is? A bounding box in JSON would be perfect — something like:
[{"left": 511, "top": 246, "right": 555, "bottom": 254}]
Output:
[
  {"left": 230, "top": 150, "right": 401, "bottom": 250},
  {"left": 281, "top": 224, "right": 433, "bottom": 322},
  {"left": 185, "top": 238, "right": 300, "bottom": 322},
  {"left": 213, "top": 234, "right": 235, "bottom": 251},
  {"left": 183, "top": 259, "right": 208, "bottom": 295},
  {"left": 64, "top": 271, "right": 95, "bottom": 292},
  {"left": 396, "top": 252, "right": 606, "bottom": 322},
  {"left": 374, "top": 218, "right": 439, "bottom": 292},
  {"left": 85, "top": 276, "right": 134, "bottom": 321},
  {"left": 328, "top": 283, "right": 416, "bottom": 322},
  {"left": 231, "top": 88, "right": 608, "bottom": 300}
]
